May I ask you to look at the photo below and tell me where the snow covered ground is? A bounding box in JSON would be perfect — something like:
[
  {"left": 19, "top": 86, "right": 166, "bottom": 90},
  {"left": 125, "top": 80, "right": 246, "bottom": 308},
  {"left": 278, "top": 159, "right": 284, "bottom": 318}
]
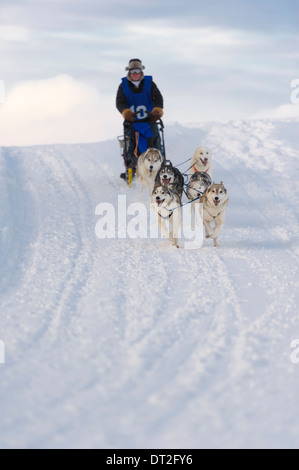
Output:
[{"left": 0, "top": 118, "right": 299, "bottom": 449}]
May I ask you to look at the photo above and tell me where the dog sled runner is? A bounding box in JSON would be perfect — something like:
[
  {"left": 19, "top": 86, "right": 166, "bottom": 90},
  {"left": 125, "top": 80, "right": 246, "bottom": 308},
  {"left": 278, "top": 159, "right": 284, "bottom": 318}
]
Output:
[{"left": 118, "top": 112, "right": 166, "bottom": 186}]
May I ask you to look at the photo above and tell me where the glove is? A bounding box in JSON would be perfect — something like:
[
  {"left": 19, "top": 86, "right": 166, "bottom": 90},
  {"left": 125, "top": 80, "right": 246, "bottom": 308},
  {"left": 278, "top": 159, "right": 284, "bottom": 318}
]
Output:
[
  {"left": 122, "top": 109, "right": 135, "bottom": 122},
  {"left": 151, "top": 107, "right": 164, "bottom": 122}
]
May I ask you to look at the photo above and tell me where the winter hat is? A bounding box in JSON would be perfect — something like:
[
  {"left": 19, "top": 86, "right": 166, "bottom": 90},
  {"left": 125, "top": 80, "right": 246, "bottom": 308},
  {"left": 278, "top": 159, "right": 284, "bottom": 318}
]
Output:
[{"left": 125, "top": 58, "right": 145, "bottom": 71}]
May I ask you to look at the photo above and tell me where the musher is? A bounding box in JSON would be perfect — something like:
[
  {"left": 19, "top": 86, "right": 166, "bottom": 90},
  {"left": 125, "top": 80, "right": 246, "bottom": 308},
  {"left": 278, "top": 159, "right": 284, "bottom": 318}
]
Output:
[{"left": 116, "top": 58, "right": 164, "bottom": 180}]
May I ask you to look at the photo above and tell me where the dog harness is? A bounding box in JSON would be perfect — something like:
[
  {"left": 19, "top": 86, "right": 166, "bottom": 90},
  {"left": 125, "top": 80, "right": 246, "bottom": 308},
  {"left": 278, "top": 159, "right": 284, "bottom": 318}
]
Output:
[
  {"left": 193, "top": 164, "right": 210, "bottom": 174},
  {"left": 205, "top": 208, "right": 222, "bottom": 219}
]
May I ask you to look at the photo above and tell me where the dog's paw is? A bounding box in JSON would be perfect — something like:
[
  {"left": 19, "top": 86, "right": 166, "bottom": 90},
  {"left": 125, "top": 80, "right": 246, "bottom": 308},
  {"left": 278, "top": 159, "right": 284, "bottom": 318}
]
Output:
[{"left": 206, "top": 230, "right": 214, "bottom": 238}]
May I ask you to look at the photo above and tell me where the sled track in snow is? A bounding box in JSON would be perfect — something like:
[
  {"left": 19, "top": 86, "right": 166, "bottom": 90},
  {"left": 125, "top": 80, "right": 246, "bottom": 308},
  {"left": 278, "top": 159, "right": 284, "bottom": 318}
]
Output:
[
  {"left": 33, "top": 149, "right": 97, "bottom": 346},
  {"left": 0, "top": 148, "right": 38, "bottom": 300},
  {"left": 0, "top": 146, "right": 97, "bottom": 357}
]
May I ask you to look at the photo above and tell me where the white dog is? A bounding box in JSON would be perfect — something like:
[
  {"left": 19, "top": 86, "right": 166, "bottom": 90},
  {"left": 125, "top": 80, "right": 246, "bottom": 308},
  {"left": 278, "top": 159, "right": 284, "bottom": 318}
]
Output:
[
  {"left": 151, "top": 184, "right": 182, "bottom": 248},
  {"left": 190, "top": 146, "right": 213, "bottom": 177},
  {"left": 136, "top": 148, "right": 163, "bottom": 195},
  {"left": 200, "top": 182, "right": 229, "bottom": 247}
]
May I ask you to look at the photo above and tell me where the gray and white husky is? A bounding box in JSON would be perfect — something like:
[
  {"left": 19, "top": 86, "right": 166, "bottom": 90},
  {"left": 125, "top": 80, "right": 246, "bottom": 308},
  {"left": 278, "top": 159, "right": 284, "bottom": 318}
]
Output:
[
  {"left": 186, "top": 171, "right": 213, "bottom": 219},
  {"left": 151, "top": 184, "right": 182, "bottom": 248},
  {"left": 136, "top": 148, "right": 163, "bottom": 195},
  {"left": 200, "top": 182, "right": 229, "bottom": 247},
  {"left": 186, "top": 172, "right": 212, "bottom": 201},
  {"left": 155, "top": 160, "right": 184, "bottom": 198}
]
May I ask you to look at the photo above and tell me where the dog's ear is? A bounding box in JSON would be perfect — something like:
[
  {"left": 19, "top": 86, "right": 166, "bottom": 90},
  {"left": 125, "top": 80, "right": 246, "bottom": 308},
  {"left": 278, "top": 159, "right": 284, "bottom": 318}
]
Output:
[
  {"left": 220, "top": 181, "right": 227, "bottom": 192},
  {"left": 200, "top": 189, "right": 208, "bottom": 200},
  {"left": 152, "top": 183, "right": 160, "bottom": 193},
  {"left": 142, "top": 148, "right": 150, "bottom": 160}
]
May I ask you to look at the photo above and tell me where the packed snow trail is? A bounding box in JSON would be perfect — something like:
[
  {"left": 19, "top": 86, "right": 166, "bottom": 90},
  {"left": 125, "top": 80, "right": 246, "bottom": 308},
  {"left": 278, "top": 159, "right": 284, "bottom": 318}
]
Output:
[{"left": 0, "top": 119, "right": 299, "bottom": 449}]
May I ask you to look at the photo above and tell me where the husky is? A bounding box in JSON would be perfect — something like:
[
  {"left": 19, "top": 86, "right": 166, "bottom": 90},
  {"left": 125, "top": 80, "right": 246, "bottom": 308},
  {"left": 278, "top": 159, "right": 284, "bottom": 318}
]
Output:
[
  {"left": 186, "top": 172, "right": 213, "bottom": 219},
  {"left": 190, "top": 146, "right": 213, "bottom": 177},
  {"left": 136, "top": 148, "right": 163, "bottom": 195},
  {"left": 151, "top": 184, "right": 182, "bottom": 248},
  {"left": 155, "top": 160, "right": 184, "bottom": 198},
  {"left": 200, "top": 182, "right": 228, "bottom": 247},
  {"left": 186, "top": 172, "right": 212, "bottom": 201}
]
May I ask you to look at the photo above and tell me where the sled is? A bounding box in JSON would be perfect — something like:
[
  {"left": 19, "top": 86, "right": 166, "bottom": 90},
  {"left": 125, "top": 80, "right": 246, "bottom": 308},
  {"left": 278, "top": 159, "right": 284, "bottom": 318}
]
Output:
[{"left": 117, "top": 114, "right": 166, "bottom": 187}]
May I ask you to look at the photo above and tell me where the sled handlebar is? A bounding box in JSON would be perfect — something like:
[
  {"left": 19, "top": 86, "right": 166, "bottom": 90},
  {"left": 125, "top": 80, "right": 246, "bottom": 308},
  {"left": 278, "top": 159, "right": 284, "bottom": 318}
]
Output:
[
  {"left": 132, "top": 111, "right": 153, "bottom": 123},
  {"left": 124, "top": 111, "right": 163, "bottom": 125}
]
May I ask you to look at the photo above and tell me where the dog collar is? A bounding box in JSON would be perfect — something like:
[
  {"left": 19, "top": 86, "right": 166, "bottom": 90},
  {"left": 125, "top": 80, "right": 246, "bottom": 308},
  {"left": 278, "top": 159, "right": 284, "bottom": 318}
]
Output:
[
  {"left": 158, "top": 211, "right": 173, "bottom": 219},
  {"left": 193, "top": 164, "right": 210, "bottom": 174}
]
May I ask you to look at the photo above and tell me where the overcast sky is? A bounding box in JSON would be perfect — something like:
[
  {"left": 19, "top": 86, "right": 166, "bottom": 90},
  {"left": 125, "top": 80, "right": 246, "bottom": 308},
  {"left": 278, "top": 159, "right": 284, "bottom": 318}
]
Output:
[{"left": 0, "top": 0, "right": 298, "bottom": 145}]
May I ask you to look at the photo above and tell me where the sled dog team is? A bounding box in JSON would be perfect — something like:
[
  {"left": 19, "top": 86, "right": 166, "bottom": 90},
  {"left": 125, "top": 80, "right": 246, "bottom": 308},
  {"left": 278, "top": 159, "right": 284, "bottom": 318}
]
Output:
[{"left": 136, "top": 146, "right": 229, "bottom": 248}]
